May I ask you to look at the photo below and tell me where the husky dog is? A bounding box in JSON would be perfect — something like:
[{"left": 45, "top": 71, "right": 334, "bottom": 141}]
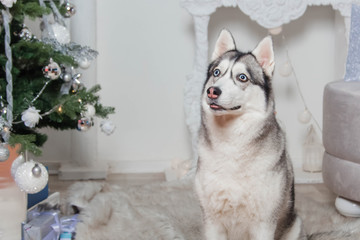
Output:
[{"left": 194, "top": 30, "right": 305, "bottom": 240}]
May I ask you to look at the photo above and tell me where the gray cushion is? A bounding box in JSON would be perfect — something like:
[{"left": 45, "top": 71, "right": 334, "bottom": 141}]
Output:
[
  {"left": 323, "top": 81, "right": 360, "bottom": 164},
  {"left": 323, "top": 151, "right": 360, "bottom": 202}
]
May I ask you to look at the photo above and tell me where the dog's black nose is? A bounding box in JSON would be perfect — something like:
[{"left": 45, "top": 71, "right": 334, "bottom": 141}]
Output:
[{"left": 207, "top": 87, "right": 222, "bottom": 99}]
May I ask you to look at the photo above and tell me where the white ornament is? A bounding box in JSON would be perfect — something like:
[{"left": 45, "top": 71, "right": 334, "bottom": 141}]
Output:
[
  {"left": 268, "top": 26, "right": 283, "bottom": 35},
  {"left": 11, "top": 154, "right": 25, "bottom": 178},
  {"left": 43, "top": 23, "right": 71, "bottom": 44},
  {"left": 78, "top": 58, "right": 91, "bottom": 69},
  {"left": 84, "top": 104, "right": 96, "bottom": 118},
  {"left": 1, "top": 0, "right": 16, "bottom": 8},
  {"left": 52, "top": 23, "right": 71, "bottom": 44},
  {"left": 0, "top": 143, "right": 10, "bottom": 162},
  {"left": 14, "top": 160, "right": 48, "bottom": 194},
  {"left": 279, "top": 61, "right": 293, "bottom": 77},
  {"left": 100, "top": 120, "right": 115, "bottom": 135},
  {"left": 21, "top": 107, "right": 42, "bottom": 128},
  {"left": 298, "top": 109, "right": 311, "bottom": 124}
]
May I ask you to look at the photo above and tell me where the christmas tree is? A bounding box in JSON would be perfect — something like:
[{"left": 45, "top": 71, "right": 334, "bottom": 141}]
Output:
[{"left": 0, "top": 0, "right": 115, "bottom": 159}]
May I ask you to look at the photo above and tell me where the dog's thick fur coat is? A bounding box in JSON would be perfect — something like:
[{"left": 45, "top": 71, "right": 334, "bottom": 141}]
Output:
[{"left": 195, "top": 30, "right": 305, "bottom": 240}]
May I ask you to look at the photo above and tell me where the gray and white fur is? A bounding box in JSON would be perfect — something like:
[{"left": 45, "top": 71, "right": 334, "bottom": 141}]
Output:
[{"left": 194, "top": 29, "right": 306, "bottom": 240}]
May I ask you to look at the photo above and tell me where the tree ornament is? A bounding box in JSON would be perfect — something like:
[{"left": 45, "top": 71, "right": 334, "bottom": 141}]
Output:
[
  {"left": 42, "top": 22, "right": 71, "bottom": 44},
  {"left": 298, "top": 108, "right": 311, "bottom": 124},
  {"left": 77, "top": 117, "right": 92, "bottom": 132},
  {"left": 11, "top": 154, "right": 25, "bottom": 177},
  {"left": 31, "top": 163, "right": 42, "bottom": 177},
  {"left": 1, "top": 0, "right": 17, "bottom": 8},
  {"left": 78, "top": 58, "right": 91, "bottom": 69},
  {"left": 62, "top": 1, "right": 76, "bottom": 18},
  {"left": 71, "top": 73, "right": 83, "bottom": 92},
  {"left": 14, "top": 160, "right": 48, "bottom": 194},
  {"left": 279, "top": 61, "right": 292, "bottom": 77},
  {"left": 0, "top": 143, "right": 10, "bottom": 162},
  {"left": 52, "top": 22, "right": 71, "bottom": 44},
  {"left": 0, "top": 97, "right": 7, "bottom": 116},
  {"left": 18, "top": 26, "right": 33, "bottom": 40},
  {"left": 43, "top": 58, "right": 61, "bottom": 80},
  {"left": 60, "top": 65, "right": 72, "bottom": 82},
  {"left": 100, "top": 120, "right": 115, "bottom": 135},
  {"left": 84, "top": 104, "right": 96, "bottom": 118},
  {"left": 1, "top": 106, "right": 7, "bottom": 116},
  {"left": 1, "top": 125, "right": 10, "bottom": 143},
  {"left": 21, "top": 106, "right": 42, "bottom": 128}
]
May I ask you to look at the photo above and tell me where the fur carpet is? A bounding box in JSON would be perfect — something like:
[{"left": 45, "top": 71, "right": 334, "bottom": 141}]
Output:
[{"left": 63, "top": 179, "right": 360, "bottom": 240}]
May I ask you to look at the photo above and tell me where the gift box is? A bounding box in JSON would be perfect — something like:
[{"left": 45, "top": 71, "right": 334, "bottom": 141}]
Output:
[
  {"left": 23, "top": 210, "right": 60, "bottom": 240},
  {"left": 60, "top": 214, "right": 79, "bottom": 240}
]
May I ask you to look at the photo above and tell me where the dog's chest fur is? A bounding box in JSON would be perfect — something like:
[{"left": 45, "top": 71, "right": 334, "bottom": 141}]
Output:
[{"left": 195, "top": 114, "right": 286, "bottom": 227}]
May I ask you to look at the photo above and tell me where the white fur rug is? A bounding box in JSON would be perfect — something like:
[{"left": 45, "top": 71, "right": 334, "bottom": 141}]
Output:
[{"left": 63, "top": 179, "right": 360, "bottom": 240}]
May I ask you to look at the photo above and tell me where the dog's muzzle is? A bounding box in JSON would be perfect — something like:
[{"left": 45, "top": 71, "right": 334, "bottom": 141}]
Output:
[{"left": 207, "top": 87, "right": 241, "bottom": 111}]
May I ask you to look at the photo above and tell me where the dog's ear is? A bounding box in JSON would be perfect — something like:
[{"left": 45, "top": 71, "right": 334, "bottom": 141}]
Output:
[
  {"left": 252, "top": 36, "right": 275, "bottom": 77},
  {"left": 211, "top": 29, "right": 236, "bottom": 61}
]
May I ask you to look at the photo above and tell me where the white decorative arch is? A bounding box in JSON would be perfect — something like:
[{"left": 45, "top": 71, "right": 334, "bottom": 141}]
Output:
[{"left": 181, "top": 0, "right": 359, "bottom": 172}]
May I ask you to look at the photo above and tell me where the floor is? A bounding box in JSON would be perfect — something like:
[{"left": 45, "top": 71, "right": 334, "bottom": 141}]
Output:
[
  {"left": 43, "top": 174, "right": 360, "bottom": 239},
  {"left": 48, "top": 173, "right": 335, "bottom": 204},
  {"left": 48, "top": 173, "right": 166, "bottom": 196}
]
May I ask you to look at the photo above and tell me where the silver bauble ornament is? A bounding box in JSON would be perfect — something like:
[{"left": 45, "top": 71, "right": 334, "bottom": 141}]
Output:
[
  {"left": 63, "top": 1, "right": 76, "bottom": 18},
  {"left": 62, "top": 73, "right": 72, "bottom": 82},
  {"left": 19, "top": 27, "right": 33, "bottom": 40},
  {"left": 14, "top": 160, "right": 48, "bottom": 194},
  {"left": 0, "top": 143, "right": 10, "bottom": 162},
  {"left": 32, "top": 164, "right": 42, "bottom": 177}
]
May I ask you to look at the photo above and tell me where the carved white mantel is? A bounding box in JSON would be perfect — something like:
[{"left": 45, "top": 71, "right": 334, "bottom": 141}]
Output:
[{"left": 181, "top": 0, "right": 359, "bottom": 172}]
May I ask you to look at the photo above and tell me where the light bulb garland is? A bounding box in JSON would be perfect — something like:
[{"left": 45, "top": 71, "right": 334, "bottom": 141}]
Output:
[
  {"left": 279, "top": 34, "right": 324, "bottom": 173},
  {"left": 280, "top": 34, "right": 322, "bottom": 132}
]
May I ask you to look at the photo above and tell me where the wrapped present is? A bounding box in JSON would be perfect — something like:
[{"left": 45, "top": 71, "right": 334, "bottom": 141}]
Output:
[
  {"left": 23, "top": 210, "right": 60, "bottom": 240},
  {"left": 60, "top": 214, "right": 79, "bottom": 240}
]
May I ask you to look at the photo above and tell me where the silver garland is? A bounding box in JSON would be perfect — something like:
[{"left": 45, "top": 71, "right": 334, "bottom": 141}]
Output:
[
  {"left": 42, "top": 38, "right": 98, "bottom": 63},
  {"left": 2, "top": 9, "right": 13, "bottom": 142}
]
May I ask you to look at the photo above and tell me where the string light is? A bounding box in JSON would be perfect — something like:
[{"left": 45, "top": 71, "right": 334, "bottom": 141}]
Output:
[
  {"left": 280, "top": 34, "right": 322, "bottom": 132},
  {"left": 57, "top": 105, "right": 63, "bottom": 113}
]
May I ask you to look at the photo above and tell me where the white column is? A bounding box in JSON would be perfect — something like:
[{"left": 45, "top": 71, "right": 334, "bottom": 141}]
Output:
[
  {"left": 184, "top": 15, "right": 210, "bottom": 174},
  {"left": 59, "top": 0, "right": 107, "bottom": 179}
]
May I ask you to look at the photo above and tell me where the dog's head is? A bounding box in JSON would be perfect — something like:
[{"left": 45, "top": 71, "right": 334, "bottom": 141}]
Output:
[{"left": 202, "top": 29, "right": 275, "bottom": 117}]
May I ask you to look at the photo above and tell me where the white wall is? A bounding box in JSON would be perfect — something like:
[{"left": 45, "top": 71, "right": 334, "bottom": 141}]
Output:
[
  {"left": 95, "top": 0, "right": 194, "bottom": 172},
  {"left": 39, "top": 3, "right": 347, "bottom": 172},
  {"left": 208, "top": 6, "right": 346, "bottom": 169}
]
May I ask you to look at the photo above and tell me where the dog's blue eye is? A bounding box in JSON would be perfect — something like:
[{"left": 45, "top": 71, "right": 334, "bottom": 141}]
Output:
[
  {"left": 238, "top": 73, "right": 248, "bottom": 82},
  {"left": 213, "top": 69, "right": 221, "bottom": 77}
]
